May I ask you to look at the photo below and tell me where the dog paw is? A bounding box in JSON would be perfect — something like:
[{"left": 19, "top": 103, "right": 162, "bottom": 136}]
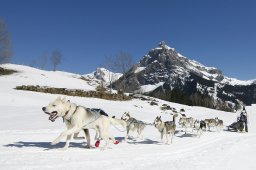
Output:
[
  {"left": 95, "top": 140, "right": 100, "bottom": 147},
  {"left": 114, "top": 140, "right": 119, "bottom": 145}
]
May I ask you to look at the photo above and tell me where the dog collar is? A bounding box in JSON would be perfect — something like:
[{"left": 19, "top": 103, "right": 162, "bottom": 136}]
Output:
[{"left": 64, "top": 105, "right": 78, "bottom": 121}]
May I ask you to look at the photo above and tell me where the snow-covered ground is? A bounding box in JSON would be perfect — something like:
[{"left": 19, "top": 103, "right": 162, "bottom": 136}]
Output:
[{"left": 0, "top": 64, "right": 256, "bottom": 170}]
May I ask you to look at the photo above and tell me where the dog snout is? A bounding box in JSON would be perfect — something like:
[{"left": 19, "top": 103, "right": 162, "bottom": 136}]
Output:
[{"left": 42, "top": 107, "right": 46, "bottom": 111}]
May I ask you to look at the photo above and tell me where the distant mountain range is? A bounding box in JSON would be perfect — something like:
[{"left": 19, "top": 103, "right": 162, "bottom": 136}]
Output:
[
  {"left": 1, "top": 41, "right": 255, "bottom": 111},
  {"left": 111, "top": 41, "right": 256, "bottom": 110}
]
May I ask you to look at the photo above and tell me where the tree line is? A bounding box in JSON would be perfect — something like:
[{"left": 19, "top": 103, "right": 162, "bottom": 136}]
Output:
[{"left": 150, "top": 87, "right": 234, "bottom": 112}]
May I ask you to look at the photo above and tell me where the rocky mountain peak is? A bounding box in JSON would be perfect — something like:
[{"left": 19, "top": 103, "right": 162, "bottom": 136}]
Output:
[
  {"left": 138, "top": 41, "right": 224, "bottom": 83},
  {"left": 140, "top": 42, "right": 186, "bottom": 68},
  {"left": 112, "top": 41, "right": 256, "bottom": 109}
]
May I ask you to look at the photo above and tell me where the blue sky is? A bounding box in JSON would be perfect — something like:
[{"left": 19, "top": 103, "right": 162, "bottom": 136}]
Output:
[{"left": 1, "top": 0, "right": 255, "bottom": 80}]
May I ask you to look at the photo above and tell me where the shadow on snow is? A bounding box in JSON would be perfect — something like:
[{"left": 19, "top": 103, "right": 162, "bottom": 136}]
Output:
[
  {"left": 4, "top": 141, "right": 87, "bottom": 150},
  {"left": 126, "top": 138, "right": 160, "bottom": 145}
]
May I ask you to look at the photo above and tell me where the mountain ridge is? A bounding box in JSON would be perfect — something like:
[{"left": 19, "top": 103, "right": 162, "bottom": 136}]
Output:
[{"left": 112, "top": 41, "right": 256, "bottom": 109}]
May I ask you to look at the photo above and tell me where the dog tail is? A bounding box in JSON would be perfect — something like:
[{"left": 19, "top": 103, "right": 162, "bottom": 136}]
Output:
[
  {"left": 142, "top": 121, "right": 154, "bottom": 126},
  {"left": 109, "top": 117, "right": 127, "bottom": 128}
]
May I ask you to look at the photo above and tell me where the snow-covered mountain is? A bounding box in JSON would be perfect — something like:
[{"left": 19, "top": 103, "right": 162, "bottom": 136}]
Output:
[
  {"left": 83, "top": 67, "right": 122, "bottom": 86},
  {"left": 113, "top": 41, "right": 256, "bottom": 108}
]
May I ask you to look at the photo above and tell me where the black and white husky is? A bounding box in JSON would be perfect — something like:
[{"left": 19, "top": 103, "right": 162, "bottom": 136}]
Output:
[
  {"left": 153, "top": 114, "right": 178, "bottom": 144},
  {"left": 194, "top": 120, "right": 206, "bottom": 137}
]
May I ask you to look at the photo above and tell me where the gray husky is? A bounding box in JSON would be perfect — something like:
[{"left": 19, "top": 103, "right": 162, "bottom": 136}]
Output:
[
  {"left": 215, "top": 117, "right": 224, "bottom": 131},
  {"left": 204, "top": 118, "right": 218, "bottom": 131},
  {"left": 42, "top": 97, "right": 125, "bottom": 150},
  {"left": 121, "top": 112, "right": 146, "bottom": 140},
  {"left": 154, "top": 114, "right": 178, "bottom": 144},
  {"left": 178, "top": 117, "right": 195, "bottom": 134}
]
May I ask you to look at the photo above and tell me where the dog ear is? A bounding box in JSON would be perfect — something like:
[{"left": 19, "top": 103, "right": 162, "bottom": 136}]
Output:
[{"left": 159, "top": 116, "right": 161, "bottom": 119}]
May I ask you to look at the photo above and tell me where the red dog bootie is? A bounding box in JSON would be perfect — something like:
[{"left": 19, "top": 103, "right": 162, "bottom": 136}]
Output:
[
  {"left": 114, "top": 140, "right": 119, "bottom": 145},
  {"left": 95, "top": 140, "right": 100, "bottom": 147}
]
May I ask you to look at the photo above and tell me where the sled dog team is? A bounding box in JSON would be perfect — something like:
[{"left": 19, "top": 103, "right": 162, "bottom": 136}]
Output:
[{"left": 42, "top": 97, "right": 224, "bottom": 150}]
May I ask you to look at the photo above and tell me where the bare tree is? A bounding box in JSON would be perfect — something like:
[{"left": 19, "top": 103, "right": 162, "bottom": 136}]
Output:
[
  {"left": 103, "top": 56, "right": 116, "bottom": 94},
  {"left": 105, "top": 52, "right": 134, "bottom": 92},
  {"left": 51, "top": 49, "right": 62, "bottom": 71},
  {"left": 113, "top": 52, "right": 134, "bottom": 74},
  {"left": 0, "top": 17, "right": 12, "bottom": 64}
]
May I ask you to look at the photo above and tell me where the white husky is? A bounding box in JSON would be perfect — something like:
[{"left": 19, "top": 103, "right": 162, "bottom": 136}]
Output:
[{"left": 42, "top": 97, "right": 125, "bottom": 150}]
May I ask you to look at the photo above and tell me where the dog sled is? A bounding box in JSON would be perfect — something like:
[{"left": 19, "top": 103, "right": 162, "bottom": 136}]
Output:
[
  {"left": 227, "top": 120, "right": 244, "bottom": 132},
  {"left": 227, "top": 111, "right": 248, "bottom": 132}
]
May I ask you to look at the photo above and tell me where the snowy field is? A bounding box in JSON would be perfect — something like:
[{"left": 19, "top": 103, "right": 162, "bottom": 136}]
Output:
[{"left": 0, "top": 64, "right": 256, "bottom": 170}]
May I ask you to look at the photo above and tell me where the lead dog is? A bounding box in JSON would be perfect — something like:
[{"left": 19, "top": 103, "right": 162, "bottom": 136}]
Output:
[{"left": 42, "top": 97, "right": 125, "bottom": 150}]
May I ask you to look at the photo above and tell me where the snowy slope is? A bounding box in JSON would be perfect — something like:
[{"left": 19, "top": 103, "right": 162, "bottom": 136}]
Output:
[
  {"left": 0, "top": 64, "right": 256, "bottom": 170},
  {"left": 0, "top": 64, "right": 96, "bottom": 91}
]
